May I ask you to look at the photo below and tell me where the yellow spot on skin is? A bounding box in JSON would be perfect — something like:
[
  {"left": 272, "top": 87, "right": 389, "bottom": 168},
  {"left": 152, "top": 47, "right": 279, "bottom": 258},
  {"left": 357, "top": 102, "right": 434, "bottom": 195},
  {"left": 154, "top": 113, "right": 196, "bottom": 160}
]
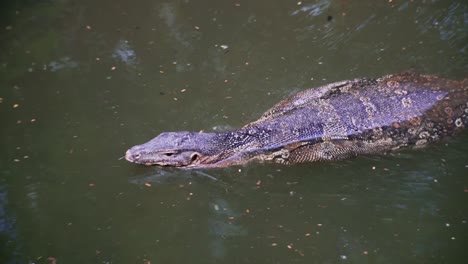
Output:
[
  {"left": 387, "top": 80, "right": 400, "bottom": 88},
  {"left": 401, "top": 97, "right": 413, "bottom": 108},
  {"left": 394, "top": 89, "right": 407, "bottom": 95},
  {"left": 408, "top": 117, "right": 421, "bottom": 126},
  {"left": 444, "top": 107, "right": 453, "bottom": 116}
]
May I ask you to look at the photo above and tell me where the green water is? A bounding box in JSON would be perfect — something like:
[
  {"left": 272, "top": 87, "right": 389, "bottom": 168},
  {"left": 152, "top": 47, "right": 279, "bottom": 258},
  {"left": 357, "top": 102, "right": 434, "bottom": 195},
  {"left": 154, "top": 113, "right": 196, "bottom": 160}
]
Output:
[{"left": 1, "top": 0, "right": 467, "bottom": 263}]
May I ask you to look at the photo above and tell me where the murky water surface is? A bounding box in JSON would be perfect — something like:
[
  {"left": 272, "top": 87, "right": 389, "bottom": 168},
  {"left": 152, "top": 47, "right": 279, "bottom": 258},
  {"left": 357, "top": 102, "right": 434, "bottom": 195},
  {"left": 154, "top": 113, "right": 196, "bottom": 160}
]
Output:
[{"left": 1, "top": 0, "right": 468, "bottom": 263}]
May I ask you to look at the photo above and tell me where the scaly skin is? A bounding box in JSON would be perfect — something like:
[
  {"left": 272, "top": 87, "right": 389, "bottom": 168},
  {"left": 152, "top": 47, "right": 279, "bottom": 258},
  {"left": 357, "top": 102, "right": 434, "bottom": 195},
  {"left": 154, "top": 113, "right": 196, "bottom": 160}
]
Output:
[{"left": 125, "top": 72, "right": 468, "bottom": 168}]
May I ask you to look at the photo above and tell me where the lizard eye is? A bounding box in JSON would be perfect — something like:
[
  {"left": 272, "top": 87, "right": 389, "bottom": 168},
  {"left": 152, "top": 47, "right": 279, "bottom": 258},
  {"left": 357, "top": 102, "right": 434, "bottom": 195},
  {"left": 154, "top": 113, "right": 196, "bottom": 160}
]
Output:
[{"left": 162, "top": 152, "right": 176, "bottom": 157}]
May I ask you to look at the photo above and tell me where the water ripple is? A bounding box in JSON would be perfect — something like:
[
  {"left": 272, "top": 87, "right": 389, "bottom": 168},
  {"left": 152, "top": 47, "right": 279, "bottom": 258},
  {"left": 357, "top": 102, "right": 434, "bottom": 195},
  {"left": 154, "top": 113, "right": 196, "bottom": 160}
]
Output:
[{"left": 291, "top": 0, "right": 331, "bottom": 17}]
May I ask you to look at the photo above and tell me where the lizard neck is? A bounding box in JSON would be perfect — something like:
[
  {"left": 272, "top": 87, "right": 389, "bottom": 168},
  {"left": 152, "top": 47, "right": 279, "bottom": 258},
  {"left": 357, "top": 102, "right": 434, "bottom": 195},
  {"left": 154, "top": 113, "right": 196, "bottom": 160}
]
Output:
[{"left": 198, "top": 129, "right": 262, "bottom": 167}]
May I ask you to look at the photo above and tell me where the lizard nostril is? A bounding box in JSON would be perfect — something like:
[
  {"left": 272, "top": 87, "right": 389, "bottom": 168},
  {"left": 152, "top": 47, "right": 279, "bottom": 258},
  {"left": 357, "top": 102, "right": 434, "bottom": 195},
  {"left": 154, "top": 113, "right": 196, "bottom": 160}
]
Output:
[{"left": 125, "top": 148, "right": 145, "bottom": 163}]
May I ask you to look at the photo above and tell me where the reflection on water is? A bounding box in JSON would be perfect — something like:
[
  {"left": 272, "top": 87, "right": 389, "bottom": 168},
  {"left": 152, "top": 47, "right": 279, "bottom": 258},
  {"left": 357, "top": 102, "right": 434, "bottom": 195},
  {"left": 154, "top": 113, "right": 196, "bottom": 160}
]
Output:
[
  {"left": 0, "top": 0, "right": 467, "bottom": 263},
  {"left": 433, "top": 3, "right": 467, "bottom": 49},
  {"left": 127, "top": 168, "right": 223, "bottom": 186},
  {"left": 47, "top": 57, "right": 78, "bottom": 72},
  {"left": 291, "top": 0, "right": 331, "bottom": 17},
  {"left": 159, "top": 2, "right": 193, "bottom": 48},
  {"left": 208, "top": 198, "right": 247, "bottom": 260},
  {"left": 0, "top": 187, "right": 22, "bottom": 263},
  {"left": 112, "top": 40, "right": 137, "bottom": 67},
  {"left": 128, "top": 168, "right": 247, "bottom": 262}
]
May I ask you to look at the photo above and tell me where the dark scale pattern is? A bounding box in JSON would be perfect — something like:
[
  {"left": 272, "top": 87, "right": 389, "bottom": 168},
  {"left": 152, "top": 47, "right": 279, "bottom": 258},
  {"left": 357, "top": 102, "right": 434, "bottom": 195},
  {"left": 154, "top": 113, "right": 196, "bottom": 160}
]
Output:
[{"left": 126, "top": 73, "right": 468, "bottom": 168}]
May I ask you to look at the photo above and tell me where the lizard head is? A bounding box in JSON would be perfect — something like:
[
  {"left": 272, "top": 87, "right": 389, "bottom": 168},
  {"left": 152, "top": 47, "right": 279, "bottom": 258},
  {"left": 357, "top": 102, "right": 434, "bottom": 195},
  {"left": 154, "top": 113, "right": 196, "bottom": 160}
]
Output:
[{"left": 125, "top": 132, "right": 219, "bottom": 168}]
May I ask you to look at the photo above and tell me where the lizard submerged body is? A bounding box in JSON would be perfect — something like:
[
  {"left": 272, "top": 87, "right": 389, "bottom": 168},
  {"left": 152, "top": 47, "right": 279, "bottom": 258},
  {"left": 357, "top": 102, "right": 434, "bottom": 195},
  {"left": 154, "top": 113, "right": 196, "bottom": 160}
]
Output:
[{"left": 125, "top": 72, "right": 468, "bottom": 168}]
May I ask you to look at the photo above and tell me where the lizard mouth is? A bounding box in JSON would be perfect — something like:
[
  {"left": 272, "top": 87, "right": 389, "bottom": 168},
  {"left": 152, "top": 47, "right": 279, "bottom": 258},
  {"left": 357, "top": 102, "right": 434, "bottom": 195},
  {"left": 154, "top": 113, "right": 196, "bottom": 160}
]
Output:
[
  {"left": 125, "top": 149, "right": 155, "bottom": 165},
  {"left": 125, "top": 149, "right": 202, "bottom": 167}
]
